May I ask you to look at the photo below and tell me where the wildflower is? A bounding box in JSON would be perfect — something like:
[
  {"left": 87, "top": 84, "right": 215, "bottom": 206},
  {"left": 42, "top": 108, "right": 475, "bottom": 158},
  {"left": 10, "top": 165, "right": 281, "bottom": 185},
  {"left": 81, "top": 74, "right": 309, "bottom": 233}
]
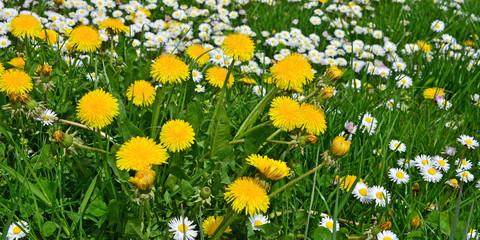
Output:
[
  {"left": 186, "top": 45, "right": 210, "bottom": 65},
  {"left": 292, "top": 93, "right": 305, "bottom": 101},
  {"left": 35, "top": 109, "right": 57, "bottom": 126},
  {"left": 0, "top": 69, "right": 33, "bottom": 95},
  {"left": 395, "top": 75, "right": 413, "bottom": 88},
  {"left": 457, "top": 135, "right": 479, "bottom": 149},
  {"left": 298, "top": 103, "right": 327, "bottom": 135},
  {"left": 397, "top": 158, "right": 412, "bottom": 169},
  {"left": 423, "top": 87, "right": 445, "bottom": 100},
  {"left": 168, "top": 216, "right": 198, "bottom": 240},
  {"left": 246, "top": 154, "right": 291, "bottom": 180},
  {"left": 221, "top": 32, "right": 255, "bottom": 62},
  {"left": 38, "top": 29, "right": 59, "bottom": 44},
  {"left": 116, "top": 137, "right": 169, "bottom": 171},
  {"left": 414, "top": 154, "right": 431, "bottom": 168},
  {"left": 445, "top": 179, "right": 459, "bottom": 189},
  {"left": 239, "top": 77, "right": 257, "bottom": 84},
  {"left": 126, "top": 80, "right": 156, "bottom": 107},
  {"left": 129, "top": 168, "right": 156, "bottom": 190},
  {"left": 268, "top": 96, "right": 300, "bottom": 131},
  {"left": 159, "top": 119, "right": 195, "bottom": 152},
  {"left": 151, "top": 54, "right": 190, "bottom": 84},
  {"left": 270, "top": 53, "right": 314, "bottom": 91},
  {"left": 8, "top": 57, "right": 26, "bottom": 69},
  {"left": 68, "top": 25, "right": 102, "bottom": 52},
  {"left": 352, "top": 182, "right": 373, "bottom": 203},
  {"left": 370, "top": 185, "right": 390, "bottom": 207},
  {"left": 344, "top": 121, "right": 357, "bottom": 134},
  {"left": 0, "top": 36, "right": 10, "bottom": 48},
  {"left": 471, "top": 94, "right": 480, "bottom": 106},
  {"left": 388, "top": 168, "right": 409, "bottom": 184},
  {"left": 249, "top": 214, "right": 270, "bottom": 231},
  {"left": 99, "top": 18, "right": 129, "bottom": 35},
  {"left": 7, "top": 220, "right": 29, "bottom": 240},
  {"left": 224, "top": 177, "right": 270, "bottom": 215},
  {"left": 319, "top": 216, "right": 339, "bottom": 233},
  {"left": 194, "top": 85, "right": 205, "bottom": 93},
  {"left": 467, "top": 229, "right": 477, "bottom": 239},
  {"left": 76, "top": 89, "right": 119, "bottom": 129},
  {"left": 205, "top": 66, "right": 235, "bottom": 88},
  {"left": 326, "top": 65, "right": 343, "bottom": 80},
  {"left": 388, "top": 140, "right": 406, "bottom": 153},
  {"left": 9, "top": 14, "right": 42, "bottom": 38},
  {"left": 420, "top": 166, "right": 443, "bottom": 183},
  {"left": 337, "top": 175, "right": 359, "bottom": 191},
  {"left": 432, "top": 155, "right": 450, "bottom": 172},
  {"left": 430, "top": 20, "right": 445, "bottom": 32},
  {"left": 377, "top": 230, "right": 399, "bottom": 240},
  {"left": 202, "top": 216, "right": 232, "bottom": 238},
  {"left": 457, "top": 170, "right": 474, "bottom": 182},
  {"left": 360, "top": 113, "right": 377, "bottom": 135},
  {"left": 321, "top": 86, "right": 336, "bottom": 99},
  {"left": 253, "top": 85, "right": 266, "bottom": 96},
  {"left": 331, "top": 136, "right": 351, "bottom": 156},
  {"left": 192, "top": 69, "right": 203, "bottom": 82},
  {"left": 442, "top": 146, "right": 456, "bottom": 157}
]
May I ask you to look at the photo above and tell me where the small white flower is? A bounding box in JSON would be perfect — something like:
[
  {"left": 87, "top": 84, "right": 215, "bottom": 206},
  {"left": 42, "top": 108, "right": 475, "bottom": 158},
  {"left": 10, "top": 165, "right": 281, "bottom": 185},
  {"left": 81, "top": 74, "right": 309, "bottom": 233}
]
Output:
[
  {"left": 35, "top": 109, "right": 57, "bottom": 126},
  {"left": 7, "top": 220, "right": 29, "bottom": 240},
  {"left": 388, "top": 168, "right": 409, "bottom": 184},
  {"left": 253, "top": 85, "right": 266, "bottom": 96},
  {"left": 377, "top": 230, "right": 399, "bottom": 240},
  {"left": 389, "top": 140, "right": 406, "bottom": 153},
  {"left": 319, "top": 216, "right": 340, "bottom": 233},
  {"left": 248, "top": 214, "right": 270, "bottom": 231},
  {"left": 168, "top": 216, "right": 198, "bottom": 240},
  {"left": 457, "top": 170, "right": 474, "bottom": 183},
  {"left": 431, "top": 20, "right": 445, "bottom": 32},
  {"left": 457, "top": 135, "right": 479, "bottom": 149},
  {"left": 370, "top": 185, "right": 390, "bottom": 207},
  {"left": 352, "top": 182, "right": 373, "bottom": 203},
  {"left": 194, "top": 85, "right": 205, "bottom": 93}
]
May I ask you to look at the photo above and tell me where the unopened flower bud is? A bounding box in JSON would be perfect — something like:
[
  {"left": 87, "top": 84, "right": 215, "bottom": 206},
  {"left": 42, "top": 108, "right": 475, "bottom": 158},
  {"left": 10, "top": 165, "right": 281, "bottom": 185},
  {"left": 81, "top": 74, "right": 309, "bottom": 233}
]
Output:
[
  {"left": 326, "top": 65, "right": 343, "bottom": 80},
  {"left": 129, "top": 168, "right": 156, "bottom": 190},
  {"left": 445, "top": 178, "right": 459, "bottom": 189},
  {"left": 331, "top": 136, "right": 351, "bottom": 156},
  {"left": 380, "top": 221, "right": 392, "bottom": 231},
  {"left": 53, "top": 130, "right": 73, "bottom": 148},
  {"left": 412, "top": 182, "right": 421, "bottom": 194},
  {"left": 200, "top": 187, "right": 211, "bottom": 199},
  {"left": 321, "top": 87, "right": 335, "bottom": 99},
  {"left": 306, "top": 135, "right": 317, "bottom": 144},
  {"left": 42, "top": 64, "right": 52, "bottom": 76},
  {"left": 297, "top": 135, "right": 307, "bottom": 146},
  {"left": 411, "top": 215, "right": 423, "bottom": 229}
]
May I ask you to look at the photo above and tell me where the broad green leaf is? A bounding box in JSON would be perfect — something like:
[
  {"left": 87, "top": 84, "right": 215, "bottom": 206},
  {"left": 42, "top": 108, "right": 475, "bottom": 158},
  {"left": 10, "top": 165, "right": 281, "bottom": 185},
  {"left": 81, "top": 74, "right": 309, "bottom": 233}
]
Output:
[
  {"left": 313, "top": 227, "right": 332, "bottom": 240},
  {"left": 86, "top": 198, "right": 107, "bottom": 218},
  {"left": 211, "top": 106, "right": 230, "bottom": 157},
  {"left": 42, "top": 221, "right": 57, "bottom": 237}
]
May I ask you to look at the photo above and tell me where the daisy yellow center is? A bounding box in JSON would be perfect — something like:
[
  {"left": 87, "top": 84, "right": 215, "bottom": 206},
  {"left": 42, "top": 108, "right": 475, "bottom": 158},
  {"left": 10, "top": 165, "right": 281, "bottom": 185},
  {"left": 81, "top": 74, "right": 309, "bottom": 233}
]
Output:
[
  {"left": 359, "top": 188, "right": 368, "bottom": 196},
  {"left": 376, "top": 192, "right": 384, "bottom": 199},
  {"left": 396, "top": 172, "right": 404, "bottom": 179},
  {"left": 254, "top": 220, "right": 263, "bottom": 226},
  {"left": 13, "top": 226, "right": 21, "bottom": 234},
  {"left": 257, "top": 88, "right": 262, "bottom": 94},
  {"left": 422, "top": 159, "right": 428, "bottom": 165},
  {"left": 366, "top": 117, "right": 372, "bottom": 123},
  {"left": 397, "top": 64, "right": 402, "bottom": 68},
  {"left": 435, "top": 24, "right": 440, "bottom": 28},
  {"left": 438, "top": 160, "right": 446, "bottom": 166},
  {"left": 465, "top": 139, "right": 472, "bottom": 145},
  {"left": 192, "top": 72, "right": 198, "bottom": 77},
  {"left": 428, "top": 169, "right": 436, "bottom": 175},
  {"left": 462, "top": 160, "right": 467, "bottom": 165},
  {"left": 326, "top": 222, "right": 333, "bottom": 229},
  {"left": 401, "top": 79, "right": 407, "bottom": 83},
  {"left": 462, "top": 172, "right": 469, "bottom": 177},
  {"left": 178, "top": 224, "right": 188, "bottom": 233},
  {"left": 394, "top": 143, "right": 400, "bottom": 148},
  {"left": 384, "top": 237, "right": 392, "bottom": 240}
]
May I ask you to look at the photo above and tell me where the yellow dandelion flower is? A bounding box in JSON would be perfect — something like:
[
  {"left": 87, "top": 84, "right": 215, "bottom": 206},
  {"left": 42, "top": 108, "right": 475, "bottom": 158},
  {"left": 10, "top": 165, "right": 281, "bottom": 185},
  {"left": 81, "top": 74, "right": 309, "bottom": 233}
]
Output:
[
  {"left": 99, "top": 18, "right": 129, "bottom": 35},
  {"left": 38, "top": 29, "right": 59, "bottom": 44},
  {"left": 298, "top": 103, "right": 327, "bottom": 135},
  {"left": 129, "top": 168, "right": 156, "bottom": 190},
  {"left": 68, "top": 25, "right": 101, "bottom": 52},
  {"left": 264, "top": 76, "right": 274, "bottom": 84},
  {"left": 268, "top": 96, "right": 300, "bottom": 131},
  {"left": 326, "top": 65, "right": 343, "bottom": 80},
  {"left": 8, "top": 57, "right": 26, "bottom": 69},
  {"left": 150, "top": 54, "right": 190, "bottom": 84},
  {"left": 224, "top": 177, "right": 270, "bottom": 215},
  {"left": 336, "top": 175, "right": 361, "bottom": 191},
  {"left": 126, "top": 80, "right": 156, "bottom": 107},
  {"left": 221, "top": 33, "right": 255, "bottom": 62},
  {"left": 246, "top": 154, "right": 291, "bottom": 180},
  {"left": 239, "top": 77, "right": 257, "bottom": 84},
  {"left": 159, "top": 119, "right": 195, "bottom": 152},
  {"left": 331, "top": 136, "right": 351, "bottom": 156},
  {"left": 423, "top": 87, "right": 445, "bottom": 99},
  {"left": 270, "top": 53, "right": 314, "bottom": 91},
  {"left": 205, "top": 66, "right": 235, "bottom": 89},
  {"left": 116, "top": 136, "right": 169, "bottom": 171},
  {"left": 0, "top": 62, "right": 5, "bottom": 74},
  {"left": 9, "top": 14, "right": 43, "bottom": 38},
  {"left": 417, "top": 41, "right": 432, "bottom": 53},
  {"left": 76, "top": 89, "right": 119, "bottom": 129},
  {"left": 0, "top": 69, "right": 33, "bottom": 95},
  {"left": 202, "top": 216, "right": 232, "bottom": 238},
  {"left": 186, "top": 45, "right": 210, "bottom": 65}
]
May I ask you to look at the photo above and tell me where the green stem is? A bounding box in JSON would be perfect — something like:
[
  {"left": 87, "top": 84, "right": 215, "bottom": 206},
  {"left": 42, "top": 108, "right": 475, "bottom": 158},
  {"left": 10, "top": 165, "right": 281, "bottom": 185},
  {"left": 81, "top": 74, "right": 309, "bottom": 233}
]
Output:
[
  {"left": 110, "top": 37, "right": 114, "bottom": 67},
  {"left": 235, "top": 120, "right": 272, "bottom": 140},
  {"left": 150, "top": 86, "right": 166, "bottom": 138},
  {"left": 76, "top": 144, "right": 108, "bottom": 154}
]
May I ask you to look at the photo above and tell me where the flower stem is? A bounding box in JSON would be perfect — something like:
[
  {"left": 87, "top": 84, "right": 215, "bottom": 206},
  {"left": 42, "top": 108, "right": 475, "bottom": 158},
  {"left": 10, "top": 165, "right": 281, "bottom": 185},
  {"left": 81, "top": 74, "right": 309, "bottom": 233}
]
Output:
[
  {"left": 269, "top": 161, "right": 326, "bottom": 198},
  {"left": 76, "top": 144, "right": 108, "bottom": 154},
  {"left": 150, "top": 86, "right": 166, "bottom": 138}
]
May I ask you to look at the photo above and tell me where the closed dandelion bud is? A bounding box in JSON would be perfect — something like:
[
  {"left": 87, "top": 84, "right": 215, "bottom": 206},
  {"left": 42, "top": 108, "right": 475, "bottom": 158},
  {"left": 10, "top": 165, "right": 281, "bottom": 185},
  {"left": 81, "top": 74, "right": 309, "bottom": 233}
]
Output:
[
  {"left": 19, "top": 94, "right": 31, "bottom": 104},
  {"left": 297, "top": 135, "right": 307, "bottom": 146},
  {"left": 7, "top": 93, "right": 21, "bottom": 103},
  {"left": 53, "top": 130, "right": 73, "bottom": 148},
  {"left": 24, "top": 98, "right": 39, "bottom": 110},
  {"left": 200, "top": 187, "right": 211, "bottom": 199},
  {"left": 445, "top": 179, "right": 459, "bottom": 189},
  {"left": 411, "top": 215, "right": 423, "bottom": 229},
  {"left": 380, "top": 221, "right": 392, "bottom": 231},
  {"left": 306, "top": 135, "right": 318, "bottom": 144},
  {"left": 412, "top": 182, "right": 421, "bottom": 195},
  {"left": 321, "top": 87, "right": 335, "bottom": 99},
  {"left": 54, "top": 0, "right": 65, "bottom": 5},
  {"left": 331, "top": 136, "right": 351, "bottom": 156},
  {"left": 326, "top": 65, "right": 343, "bottom": 81},
  {"left": 129, "top": 169, "right": 156, "bottom": 190},
  {"left": 42, "top": 64, "right": 52, "bottom": 76}
]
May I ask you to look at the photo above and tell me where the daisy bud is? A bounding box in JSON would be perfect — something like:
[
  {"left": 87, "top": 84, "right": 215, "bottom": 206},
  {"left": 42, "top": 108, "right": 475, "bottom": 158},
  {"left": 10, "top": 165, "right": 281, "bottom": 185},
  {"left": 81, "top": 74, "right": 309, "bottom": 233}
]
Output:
[
  {"left": 129, "top": 168, "right": 156, "bottom": 190},
  {"left": 53, "top": 130, "right": 73, "bottom": 148},
  {"left": 411, "top": 215, "right": 423, "bottom": 229},
  {"left": 331, "top": 136, "right": 351, "bottom": 156}
]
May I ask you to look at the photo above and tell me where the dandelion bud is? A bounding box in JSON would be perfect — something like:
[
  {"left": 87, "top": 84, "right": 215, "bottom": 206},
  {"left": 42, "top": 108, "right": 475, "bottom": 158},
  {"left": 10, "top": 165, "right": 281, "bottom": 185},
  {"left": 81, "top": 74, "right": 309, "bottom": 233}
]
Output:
[
  {"left": 306, "top": 135, "right": 317, "bottom": 144},
  {"left": 412, "top": 182, "right": 421, "bottom": 194},
  {"left": 53, "top": 130, "right": 73, "bottom": 148},
  {"left": 411, "top": 215, "right": 423, "bottom": 229},
  {"left": 321, "top": 87, "right": 335, "bottom": 99},
  {"left": 24, "top": 97, "right": 39, "bottom": 110},
  {"left": 331, "top": 136, "right": 351, "bottom": 156},
  {"left": 129, "top": 168, "right": 156, "bottom": 190},
  {"left": 445, "top": 178, "right": 459, "bottom": 189},
  {"left": 54, "top": 0, "right": 65, "bottom": 5},
  {"left": 200, "top": 187, "right": 211, "bottom": 199},
  {"left": 380, "top": 221, "right": 392, "bottom": 231},
  {"left": 41, "top": 64, "right": 52, "bottom": 76},
  {"left": 297, "top": 135, "right": 307, "bottom": 146},
  {"left": 326, "top": 65, "right": 343, "bottom": 80}
]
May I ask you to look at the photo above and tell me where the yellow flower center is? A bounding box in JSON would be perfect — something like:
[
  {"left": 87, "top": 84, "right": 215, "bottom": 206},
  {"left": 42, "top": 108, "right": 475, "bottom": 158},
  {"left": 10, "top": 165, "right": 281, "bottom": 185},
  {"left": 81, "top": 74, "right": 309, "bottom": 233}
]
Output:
[
  {"left": 254, "top": 220, "right": 263, "bottom": 226},
  {"left": 401, "top": 79, "right": 406, "bottom": 83},
  {"left": 438, "top": 160, "right": 445, "bottom": 166},
  {"left": 462, "top": 172, "right": 469, "bottom": 177},
  {"left": 366, "top": 117, "right": 372, "bottom": 123},
  {"left": 326, "top": 222, "right": 334, "bottom": 229},
  {"left": 376, "top": 192, "right": 384, "bottom": 199},
  {"left": 13, "top": 226, "right": 21, "bottom": 234},
  {"left": 422, "top": 159, "right": 428, "bottom": 165},
  {"left": 359, "top": 188, "right": 368, "bottom": 196},
  {"left": 178, "top": 224, "right": 188, "bottom": 233},
  {"left": 462, "top": 160, "right": 467, "bottom": 165},
  {"left": 465, "top": 139, "right": 472, "bottom": 145},
  {"left": 384, "top": 237, "right": 392, "bottom": 240},
  {"left": 396, "top": 172, "right": 404, "bottom": 179},
  {"left": 394, "top": 143, "right": 399, "bottom": 148},
  {"left": 428, "top": 169, "right": 436, "bottom": 175}
]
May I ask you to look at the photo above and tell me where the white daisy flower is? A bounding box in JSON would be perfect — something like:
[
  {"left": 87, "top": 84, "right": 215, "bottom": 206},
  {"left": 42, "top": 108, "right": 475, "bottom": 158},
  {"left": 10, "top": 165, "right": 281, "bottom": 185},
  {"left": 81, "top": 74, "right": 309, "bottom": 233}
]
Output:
[
  {"left": 248, "top": 214, "right": 270, "bottom": 231},
  {"left": 35, "top": 109, "right": 57, "bottom": 126},
  {"left": 455, "top": 158, "right": 473, "bottom": 171},
  {"left": 253, "top": 85, "right": 266, "bottom": 96},
  {"left": 192, "top": 69, "right": 203, "bottom": 82},
  {"left": 397, "top": 158, "right": 412, "bottom": 169},
  {"left": 388, "top": 140, "right": 406, "bottom": 152},
  {"left": 7, "top": 220, "right": 29, "bottom": 240},
  {"left": 413, "top": 154, "right": 431, "bottom": 168},
  {"left": 395, "top": 75, "right": 413, "bottom": 88},
  {"left": 388, "top": 168, "right": 409, "bottom": 184},
  {"left": 377, "top": 230, "right": 399, "bottom": 240},
  {"left": 457, "top": 135, "right": 479, "bottom": 149},
  {"left": 194, "top": 85, "right": 205, "bottom": 93},
  {"left": 457, "top": 170, "right": 474, "bottom": 183},
  {"left": 319, "top": 216, "right": 340, "bottom": 233},
  {"left": 432, "top": 155, "right": 450, "bottom": 172},
  {"left": 369, "top": 185, "right": 390, "bottom": 207},
  {"left": 168, "top": 216, "right": 198, "bottom": 240},
  {"left": 360, "top": 112, "right": 377, "bottom": 135},
  {"left": 420, "top": 165, "right": 443, "bottom": 183},
  {"left": 431, "top": 20, "right": 445, "bottom": 32},
  {"left": 352, "top": 182, "right": 373, "bottom": 204}
]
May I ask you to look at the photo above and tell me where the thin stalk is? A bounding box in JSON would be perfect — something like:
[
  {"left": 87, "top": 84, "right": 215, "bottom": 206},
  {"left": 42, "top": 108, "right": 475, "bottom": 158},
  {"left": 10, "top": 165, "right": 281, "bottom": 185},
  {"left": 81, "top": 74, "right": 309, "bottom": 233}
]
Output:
[
  {"left": 150, "top": 86, "right": 166, "bottom": 138},
  {"left": 269, "top": 161, "right": 326, "bottom": 198},
  {"left": 76, "top": 144, "right": 108, "bottom": 154},
  {"left": 304, "top": 142, "right": 322, "bottom": 240}
]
